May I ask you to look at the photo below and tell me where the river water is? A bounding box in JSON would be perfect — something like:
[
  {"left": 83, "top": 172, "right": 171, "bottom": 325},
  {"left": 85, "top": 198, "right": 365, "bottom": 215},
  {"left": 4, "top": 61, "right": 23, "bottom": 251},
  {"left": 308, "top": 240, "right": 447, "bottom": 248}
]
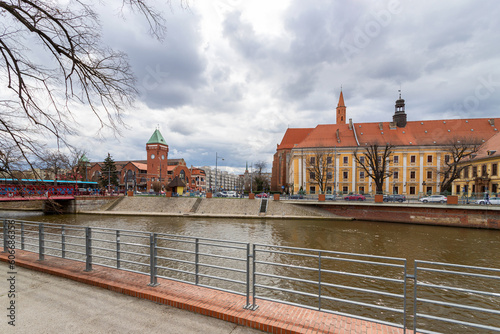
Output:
[{"left": 2, "top": 210, "right": 500, "bottom": 332}]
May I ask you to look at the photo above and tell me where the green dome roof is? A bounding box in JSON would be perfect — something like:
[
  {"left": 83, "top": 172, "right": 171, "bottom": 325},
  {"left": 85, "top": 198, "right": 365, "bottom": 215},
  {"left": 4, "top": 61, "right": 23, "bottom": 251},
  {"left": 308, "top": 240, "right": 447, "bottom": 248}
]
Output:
[{"left": 147, "top": 129, "right": 167, "bottom": 145}]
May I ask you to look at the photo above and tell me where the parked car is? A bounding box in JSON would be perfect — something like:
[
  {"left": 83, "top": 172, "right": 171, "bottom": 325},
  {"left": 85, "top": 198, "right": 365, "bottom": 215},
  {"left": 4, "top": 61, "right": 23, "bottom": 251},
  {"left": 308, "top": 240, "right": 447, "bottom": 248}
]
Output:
[
  {"left": 383, "top": 194, "right": 406, "bottom": 203},
  {"left": 344, "top": 194, "right": 366, "bottom": 201},
  {"left": 475, "top": 197, "right": 500, "bottom": 205},
  {"left": 419, "top": 195, "right": 447, "bottom": 203},
  {"left": 256, "top": 192, "right": 268, "bottom": 198},
  {"left": 289, "top": 194, "right": 304, "bottom": 199},
  {"left": 226, "top": 191, "right": 237, "bottom": 197},
  {"left": 215, "top": 192, "right": 227, "bottom": 197},
  {"left": 325, "top": 194, "right": 338, "bottom": 200}
]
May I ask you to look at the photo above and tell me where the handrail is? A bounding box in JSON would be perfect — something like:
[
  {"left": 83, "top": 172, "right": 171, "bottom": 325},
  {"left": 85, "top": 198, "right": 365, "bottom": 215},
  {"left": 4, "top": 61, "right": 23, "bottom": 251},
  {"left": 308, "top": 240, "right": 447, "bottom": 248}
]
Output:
[{"left": 2, "top": 218, "right": 500, "bottom": 333}]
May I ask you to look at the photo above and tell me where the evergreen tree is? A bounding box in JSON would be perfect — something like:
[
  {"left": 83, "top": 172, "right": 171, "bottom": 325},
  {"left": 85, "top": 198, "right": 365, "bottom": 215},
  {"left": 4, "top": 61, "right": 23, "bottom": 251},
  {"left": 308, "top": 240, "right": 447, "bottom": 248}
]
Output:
[{"left": 99, "top": 153, "right": 118, "bottom": 189}]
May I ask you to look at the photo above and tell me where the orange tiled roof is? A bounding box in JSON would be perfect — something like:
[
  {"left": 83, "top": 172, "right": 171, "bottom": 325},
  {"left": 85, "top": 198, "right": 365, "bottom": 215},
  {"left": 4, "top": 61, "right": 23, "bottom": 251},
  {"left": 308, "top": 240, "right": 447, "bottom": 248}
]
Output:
[
  {"left": 473, "top": 131, "right": 500, "bottom": 160},
  {"left": 294, "top": 118, "right": 499, "bottom": 148},
  {"left": 277, "top": 128, "right": 313, "bottom": 150}
]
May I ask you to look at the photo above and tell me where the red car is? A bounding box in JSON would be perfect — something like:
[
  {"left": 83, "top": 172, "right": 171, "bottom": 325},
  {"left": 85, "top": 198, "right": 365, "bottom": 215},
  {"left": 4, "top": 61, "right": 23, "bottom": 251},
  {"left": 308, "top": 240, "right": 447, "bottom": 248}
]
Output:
[
  {"left": 344, "top": 194, "right": 366, "bottom": 201},
  {"left": 256, "top": 192, "right": 268, "bottom": 198}
]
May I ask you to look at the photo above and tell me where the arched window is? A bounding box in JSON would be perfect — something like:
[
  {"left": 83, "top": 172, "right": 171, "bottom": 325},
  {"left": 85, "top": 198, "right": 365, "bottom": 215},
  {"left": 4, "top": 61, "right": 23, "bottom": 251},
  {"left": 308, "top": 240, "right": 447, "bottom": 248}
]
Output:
[{"left": 180, "top": 170, "right": 186, "bottom": 181}]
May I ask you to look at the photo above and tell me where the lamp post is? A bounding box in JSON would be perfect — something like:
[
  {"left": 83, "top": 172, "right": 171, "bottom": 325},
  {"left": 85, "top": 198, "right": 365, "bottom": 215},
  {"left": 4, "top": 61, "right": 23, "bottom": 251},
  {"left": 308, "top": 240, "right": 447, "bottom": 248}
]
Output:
[{"left": 215, "top": 152, "right": 224, "bottom": 192}]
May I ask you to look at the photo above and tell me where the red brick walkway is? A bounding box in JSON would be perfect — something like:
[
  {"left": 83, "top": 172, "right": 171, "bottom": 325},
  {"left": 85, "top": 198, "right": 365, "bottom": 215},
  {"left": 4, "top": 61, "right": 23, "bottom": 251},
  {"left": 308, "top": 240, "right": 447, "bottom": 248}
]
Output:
[{"left": 0, "top": 250, "right": 405, "bottom": 334}]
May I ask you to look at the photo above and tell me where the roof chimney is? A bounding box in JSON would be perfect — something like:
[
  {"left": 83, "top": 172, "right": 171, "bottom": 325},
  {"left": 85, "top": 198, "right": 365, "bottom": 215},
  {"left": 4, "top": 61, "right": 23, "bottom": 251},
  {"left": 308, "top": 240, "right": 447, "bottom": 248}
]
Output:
[
  {"left": 379, "top": 122, "right": 383, "bottom": 130},
  {"left": 336, "top": 128, "right": 341, "bottom": 143},
  {"left": 348, "top": 118, "right": 353, "bottom": 130},
  {"left": 489, "top": 119, "right": 495, "bottom": 126}
]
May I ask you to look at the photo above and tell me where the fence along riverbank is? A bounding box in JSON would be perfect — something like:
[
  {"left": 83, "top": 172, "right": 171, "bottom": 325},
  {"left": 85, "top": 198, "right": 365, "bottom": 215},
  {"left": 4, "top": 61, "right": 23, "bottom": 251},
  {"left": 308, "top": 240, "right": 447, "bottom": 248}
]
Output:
[{"left": 2, "top": 218, "right": 500, "bottom": 333}]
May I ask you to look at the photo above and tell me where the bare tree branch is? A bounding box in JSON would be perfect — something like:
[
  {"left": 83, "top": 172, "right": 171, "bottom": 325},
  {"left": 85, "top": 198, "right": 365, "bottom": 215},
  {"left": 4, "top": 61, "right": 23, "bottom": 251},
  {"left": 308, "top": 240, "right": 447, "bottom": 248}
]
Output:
[{"left": 0, "top": 0, "right": 172, "bottom": 175}]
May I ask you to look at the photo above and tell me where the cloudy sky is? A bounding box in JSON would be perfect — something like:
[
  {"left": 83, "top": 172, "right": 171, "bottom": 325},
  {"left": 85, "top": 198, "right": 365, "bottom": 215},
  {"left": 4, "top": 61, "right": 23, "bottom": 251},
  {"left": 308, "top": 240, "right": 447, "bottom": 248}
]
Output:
[{"left": 70, "top": 0, "right": 500, "bottom": 174}]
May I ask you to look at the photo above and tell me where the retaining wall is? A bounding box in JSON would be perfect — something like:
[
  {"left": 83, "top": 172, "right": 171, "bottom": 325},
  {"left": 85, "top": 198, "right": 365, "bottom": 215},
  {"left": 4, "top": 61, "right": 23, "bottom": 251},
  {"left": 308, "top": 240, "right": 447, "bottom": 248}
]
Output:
[{"left": 315, "top": 203, "right": 500, "bottom": 229}]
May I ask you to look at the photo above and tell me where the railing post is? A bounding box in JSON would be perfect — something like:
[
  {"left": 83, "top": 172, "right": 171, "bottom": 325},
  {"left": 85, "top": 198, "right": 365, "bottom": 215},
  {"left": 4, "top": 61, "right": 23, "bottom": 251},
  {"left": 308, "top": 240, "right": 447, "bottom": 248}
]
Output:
[
  {"left": 244, "top": 243, "right": 251, "bottom": 309},
  {"left": 38, "top": 223, "right": 44, "bottom": 261},
  {"left": 84, "top": 226, "right": 92, "bottom": 271},
  {"left": 251, "top": 244, "right": 259, "bottom": 310},
  {"left": 413, "top": 261, "right": 418, "bottom": 334},
  {"left": 195, "top": 238, "right": 199, "bottom": 285},
  {"left": 61, "top": 225, "right": 66, "bottom": 258},
  {"left": 318, "top": 251, "right": 322, "bottom": 311},
  {"left": 21, "top": 221, "right": 24, "bottom": 250},
  {"left": 116, "top": 230, "right": 121, "bottom": 269},
  {"left": 148, "top": 233, "right": 158, "bottom": 286}
]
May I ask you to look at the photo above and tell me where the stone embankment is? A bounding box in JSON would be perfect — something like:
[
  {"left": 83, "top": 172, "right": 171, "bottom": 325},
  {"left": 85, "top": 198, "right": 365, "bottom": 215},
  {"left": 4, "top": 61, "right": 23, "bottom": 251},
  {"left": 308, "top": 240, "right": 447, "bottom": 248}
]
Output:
[{"left": 84, "top": 196, "right": 349, "bottom": 220}]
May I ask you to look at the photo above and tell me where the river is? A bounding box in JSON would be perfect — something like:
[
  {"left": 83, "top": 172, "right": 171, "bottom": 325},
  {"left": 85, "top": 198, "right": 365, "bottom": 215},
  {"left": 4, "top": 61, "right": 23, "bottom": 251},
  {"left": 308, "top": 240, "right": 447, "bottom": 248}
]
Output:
[{"left": 2, "top": 210, "right": 500, "bottom": 332}]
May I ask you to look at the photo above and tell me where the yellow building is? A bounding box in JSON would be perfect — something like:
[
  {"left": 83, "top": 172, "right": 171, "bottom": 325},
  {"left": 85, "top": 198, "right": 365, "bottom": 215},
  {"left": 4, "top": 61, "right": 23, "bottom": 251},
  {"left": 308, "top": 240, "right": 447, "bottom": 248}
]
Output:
[
  {"left": 271, "top": 92, "right": 499, "bottom": 196},
  {"left": 452, "top": 132, "right": 500, "bottom": 197}
]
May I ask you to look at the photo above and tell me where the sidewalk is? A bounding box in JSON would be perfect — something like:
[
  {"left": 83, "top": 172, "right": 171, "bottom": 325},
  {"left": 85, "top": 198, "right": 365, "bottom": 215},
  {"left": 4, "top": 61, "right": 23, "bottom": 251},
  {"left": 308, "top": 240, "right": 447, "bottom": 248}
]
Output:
[
  {"left": 0, "top": 250, "right": 404, "bottom": 334},
  {"left": 0, "top": 261, "right": 261, "bottom": 334}
]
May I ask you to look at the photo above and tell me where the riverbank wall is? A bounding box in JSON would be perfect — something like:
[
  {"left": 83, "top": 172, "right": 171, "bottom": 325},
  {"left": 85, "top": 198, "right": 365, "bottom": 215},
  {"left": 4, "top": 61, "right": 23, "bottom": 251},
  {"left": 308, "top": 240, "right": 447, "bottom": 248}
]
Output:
[{"left": 313, "top": 202, "right": 500, "bottom": 229}]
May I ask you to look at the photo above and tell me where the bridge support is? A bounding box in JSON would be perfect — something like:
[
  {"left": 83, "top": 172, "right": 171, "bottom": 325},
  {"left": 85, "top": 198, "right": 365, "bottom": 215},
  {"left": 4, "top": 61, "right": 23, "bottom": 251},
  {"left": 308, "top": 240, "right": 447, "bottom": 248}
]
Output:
[{"left": 43, "top": 199, "right": 76, "bottom": 214}]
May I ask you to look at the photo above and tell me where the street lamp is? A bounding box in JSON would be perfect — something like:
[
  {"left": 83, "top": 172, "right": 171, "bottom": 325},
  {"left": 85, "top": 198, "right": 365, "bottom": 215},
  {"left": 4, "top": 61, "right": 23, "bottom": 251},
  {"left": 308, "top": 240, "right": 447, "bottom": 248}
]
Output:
[{"left": 215, "top": 152, "right": 224, "bottom": 192}]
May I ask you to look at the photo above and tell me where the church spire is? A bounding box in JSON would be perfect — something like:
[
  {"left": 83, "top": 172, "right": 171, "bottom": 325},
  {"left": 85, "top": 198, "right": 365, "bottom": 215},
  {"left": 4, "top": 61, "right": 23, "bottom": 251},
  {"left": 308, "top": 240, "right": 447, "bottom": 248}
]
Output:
[{"left": 336, "top": 89, "right": 346, "bottom": 124}]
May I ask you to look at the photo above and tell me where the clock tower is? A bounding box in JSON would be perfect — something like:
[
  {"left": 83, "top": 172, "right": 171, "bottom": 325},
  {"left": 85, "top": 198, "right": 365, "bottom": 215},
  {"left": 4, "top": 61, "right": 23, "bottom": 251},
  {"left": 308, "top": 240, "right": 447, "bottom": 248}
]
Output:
[{"left": 146, "top": 129, "right": 169, "bottom": 191}]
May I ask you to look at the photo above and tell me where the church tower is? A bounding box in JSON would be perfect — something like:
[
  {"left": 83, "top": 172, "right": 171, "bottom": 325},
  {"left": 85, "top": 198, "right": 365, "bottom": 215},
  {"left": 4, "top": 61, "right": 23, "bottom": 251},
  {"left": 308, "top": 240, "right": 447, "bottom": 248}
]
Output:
[
  {"left": 146, "top": 129, "right": 169, "bottom": 191},
  {"left": 392, "top": 90, "right": 407, "bottom": 128},
  {"left": 336, "top": 90, "right": 346, "bottom": 124}
]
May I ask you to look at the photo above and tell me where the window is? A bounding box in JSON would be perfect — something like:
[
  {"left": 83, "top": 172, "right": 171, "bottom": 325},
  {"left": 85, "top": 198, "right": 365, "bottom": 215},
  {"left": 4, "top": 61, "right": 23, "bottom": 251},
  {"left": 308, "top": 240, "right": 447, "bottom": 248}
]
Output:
[
  {"left": 359, "top": 186, "right": 365, "bottom": 194},
  {"left": 445, "top": 155, "right": 450, "bottom": 163},
  {"left": 472, "top": 166, "right": 477, "bottom": 177},
  {"left": 360, "top": 171, "right": 365, "bottom": 179},
  {"left": 409, "top": 186, "right": 416, "bottom": 195},
  {"left": 377, "top": 156, "right": 382, "bottom": 164},
  {"left": 326, "top": 186, "right": 332, "bottom": 194},
  {"left": 493, "top": 163, "right": 498, "bottom": 176},
  {"left": 410, "top": 155, "right": 416, "bottom": 164},
  {"left": 327, "top": 157, "right": 332, "bottom": 164},
  {"left": 482, "top": 165, "right": 487, "bottom": 176},
  {"left": 393, "top": 171, "right": 399, "bottom": 179},
  {"left": 310, "top": 157, "right": 315, "bottom": 164},
  {"left": 427, "top": 155, "right": 433, "bottom": 163},
  {"left": 327, "top": 172, "right": 332, "bottom": 179},
  {"left": 456, "top": 185, "right": 460, "bottom": 194},
  {"left": 393, "top": 156, "right": 399, "bottom": 164},
  {"left": 343, "top": 171, "right": 349, "bottom": 180},
  {"left": 427, "top": 171, "right": 432, "bottom": 179},
  {"left": 426, "top": 186, "right": 432, "bottom": 195},
  {"left": 309, "top": 186, "right": 316, "bottom": 194},
  {"left": 342, "top": 186, "right": 348, "bottom": 193},
  {"left": 410, "top": 171, "right": 416, "bottom": 179},
  {"left": 343, "top": 156, "right": 348, "bottom": 164},
  {"left": 360, "top": 156, "right": 365, "bottom": 164},
  {"left": 310, "top": 172, "right": 315, "bottom": 180}
]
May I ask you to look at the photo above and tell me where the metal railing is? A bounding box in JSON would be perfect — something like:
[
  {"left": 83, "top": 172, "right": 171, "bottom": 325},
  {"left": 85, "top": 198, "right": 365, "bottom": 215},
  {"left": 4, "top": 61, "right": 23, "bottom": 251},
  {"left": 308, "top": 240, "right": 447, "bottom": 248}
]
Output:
[
  {"left": 413, "top": 260, "right": 500, "bottom": 333},
  {"left": 2, "top": 218, "right": 500, "bottom": 333},
  {"left": 250, "top": 244, "right": 408, "bottom": 329}
]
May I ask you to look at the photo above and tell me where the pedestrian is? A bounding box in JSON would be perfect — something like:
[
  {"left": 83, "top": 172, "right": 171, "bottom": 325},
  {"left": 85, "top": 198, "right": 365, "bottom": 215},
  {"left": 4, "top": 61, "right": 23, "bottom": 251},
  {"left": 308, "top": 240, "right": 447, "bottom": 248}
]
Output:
[{"left": 485, "top": 192, "right": 491, "bottom": 205}]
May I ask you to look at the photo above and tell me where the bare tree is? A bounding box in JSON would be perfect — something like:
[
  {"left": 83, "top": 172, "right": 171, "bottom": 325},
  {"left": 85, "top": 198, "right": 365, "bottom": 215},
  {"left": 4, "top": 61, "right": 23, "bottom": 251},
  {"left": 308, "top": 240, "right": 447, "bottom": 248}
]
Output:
[
  {"left": 253, "top": 161, "right": 269, "bottom": 192},
  {"left": 354, "top": 144, "right": 393, "bottom": 194},
  {"left": 305, "top": 149, "right": 335, "bottom": 194},
  {"left": 40, "top": 150, "right": 71, "bottom": 184},
  {"left": 0, "top": 1, "right": 179, "bottom": 176},
  {"left": 438, "top": 138, "right": 482, "bottom": 192}
]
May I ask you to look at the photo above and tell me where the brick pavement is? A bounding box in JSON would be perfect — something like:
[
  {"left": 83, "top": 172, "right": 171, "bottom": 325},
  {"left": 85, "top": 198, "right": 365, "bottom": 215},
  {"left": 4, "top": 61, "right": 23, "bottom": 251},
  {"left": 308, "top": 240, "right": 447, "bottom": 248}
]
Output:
[{"left": 0, "top": 250, "right": 405, "bottom": 334}]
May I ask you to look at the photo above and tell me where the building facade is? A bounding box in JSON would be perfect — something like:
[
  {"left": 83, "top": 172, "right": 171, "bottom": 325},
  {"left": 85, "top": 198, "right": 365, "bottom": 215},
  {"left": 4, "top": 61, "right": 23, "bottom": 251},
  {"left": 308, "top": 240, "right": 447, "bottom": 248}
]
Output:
[
  {"left": 271, "top": 92, "right": 500, "bottom": 196},
  {"left": 452, "top": 131, "right": 500, "bottom": 196}
]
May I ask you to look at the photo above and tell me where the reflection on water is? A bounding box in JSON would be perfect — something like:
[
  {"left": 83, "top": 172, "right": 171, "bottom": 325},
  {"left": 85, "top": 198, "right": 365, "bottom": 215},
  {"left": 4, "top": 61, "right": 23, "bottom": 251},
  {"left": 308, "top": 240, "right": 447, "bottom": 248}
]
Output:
[{"left": 2, "top": 210, "right": 500, "bottom": 268}]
